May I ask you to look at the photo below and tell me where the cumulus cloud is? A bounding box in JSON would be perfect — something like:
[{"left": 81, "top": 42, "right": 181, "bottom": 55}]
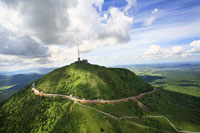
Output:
[
  {"left": 1, "top": 0, "right": 76, "bottom": 45},
  {"left": 189, "top": 40, "right": 200, "bottom": 53},
  {"left": 143, "top": 45, "right": 186, "bottom": 60},
  {"left": 0, "top": 0, "right": 135, "bottom": 71},
  {"left": 142, "top": 40, "right": 200, "bottom": 62},
  {"left": 144, "top": 45, "right": 160, "bottom": 55},
  {"left": 0, "top": 28, "right": 49, "bottom": 58},
  {"left": 171, "top": 46, "right": 183, "bottom": 54},
  {"left": 98, "top": 8, "right": 133, "bottom": 44},
  {"left": 0, "top": 0, "right": 133, "bottom": 47},
  {"left": 66, "top": 0, "right": 102, "bottom": 44}
]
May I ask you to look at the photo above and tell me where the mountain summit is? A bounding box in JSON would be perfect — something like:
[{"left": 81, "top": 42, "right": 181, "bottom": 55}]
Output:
[{"left": 36, "top": 62, "right": 153, "bottom": 100}]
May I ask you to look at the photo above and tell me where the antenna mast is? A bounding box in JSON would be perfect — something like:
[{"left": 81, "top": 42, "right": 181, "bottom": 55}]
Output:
[{"left": 78, "top": 44, "right": 80, "bottom": 62}]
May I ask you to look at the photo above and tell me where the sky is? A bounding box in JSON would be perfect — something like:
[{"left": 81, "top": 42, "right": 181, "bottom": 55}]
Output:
[{"left": 0, "top": 0, "right": 200, "bottom": 72}]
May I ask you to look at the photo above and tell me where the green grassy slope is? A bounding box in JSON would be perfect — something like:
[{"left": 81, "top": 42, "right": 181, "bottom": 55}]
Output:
[
  {"left": 83, "top": 88, "right": 200, "bottom": 132},
  {"left": 140, "top": 88, "right": 200, "bottom": 132},
  {"left": 36, "top": 63, "right": 153, "bottom": 99},
  {"left": 1, "top": 85, "right": 199, "bottom": 132},
  {"left": 0, "top": 85, "right": 163, "bottom": 133}
]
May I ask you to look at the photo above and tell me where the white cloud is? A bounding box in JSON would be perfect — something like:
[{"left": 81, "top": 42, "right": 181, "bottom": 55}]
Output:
[
  {"left": 1, "top": 0, "right": 199, "bottom": 70},
  {"left": 93, "top": 0, "right": 104, "bottom": 11},
  {"left": 133, "top": 20, "right": 200, "bottom": 46},
  {"left": 144, "top": 16, "right": 155, "bottom": 26},
  {"left": 124, "top": 0, "right": 137, "bottom": 12},
  {"left": 141, "top": 39, "right": 200, "bottom": 62},
  {"left": 144, "top": 45, "right": 160, "bottom": 55},
  {"left": 0, "top": 0, "right": 134, "bottom": 47},
  {"left": 0, "top": 3, "right": 23, "bottom": 33},
  {"left": 98, "top": 8, "right": 133, "bottom": 44},
  {"left": 0, "top": 0, "right": 135, "bottom": 71},
  {"left": 67, "top": 0, "right": 101, "bottom": 41},
  {"left": 171, "top": 46, "right": 183, "bottom": 54},
  {"left": 152, "top": 8, "right": 158, "bottom": 14},
  {"left": 142, "top": 8, "right": 158, "bottom": 27},
  {"left": 190, "top": 40, "right": 200, "bottom": 53},
  {"left": 0, "top": 28, "right": 49, "bottom": 58}
]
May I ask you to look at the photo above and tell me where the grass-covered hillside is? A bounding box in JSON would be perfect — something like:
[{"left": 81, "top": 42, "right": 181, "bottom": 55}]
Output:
[
  {"left": 0, "top": 85, "right": 165, "bottom": 133},
  {"left": 36, "top": 63, "right": 153, "bottom": 99}
]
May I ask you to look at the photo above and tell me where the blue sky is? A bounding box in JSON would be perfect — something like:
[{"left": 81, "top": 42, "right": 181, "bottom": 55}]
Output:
[
  {"left": 0, "top": 0, "right": 200, "bottom": 72},
  {"left": 82, "top": 0, "right": 200, "bottom": 65}
]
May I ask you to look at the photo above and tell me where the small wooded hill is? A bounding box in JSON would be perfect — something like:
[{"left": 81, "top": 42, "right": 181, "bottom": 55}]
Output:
[{"left": 36, "top": 63, "right": 153, "bottom": 99}]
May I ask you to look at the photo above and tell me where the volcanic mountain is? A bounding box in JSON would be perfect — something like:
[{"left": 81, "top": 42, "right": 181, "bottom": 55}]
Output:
[
  {"left": 35, "top": 63, "right": 153, "bottom": 100},
  {"left": 1, "top": 63, "right": 200, "bottom": 133}
]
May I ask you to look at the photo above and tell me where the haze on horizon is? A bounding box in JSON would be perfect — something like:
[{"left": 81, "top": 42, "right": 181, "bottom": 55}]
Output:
[{"left": 0, "top": 0, "right": 200, "bottom": 72}]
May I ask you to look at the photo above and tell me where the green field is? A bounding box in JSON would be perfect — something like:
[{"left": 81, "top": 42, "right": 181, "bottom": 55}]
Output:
[
  {"left": 0, "top": 85, "right": 16, "bottom": 91},
  {"left": 0, "top": 74, "right": 43, "bottom": 103},
  {"left": 128, "top": 63, "right": 200, "bottom": 97},
  {"left": 0, "top": 85, "right": 17, "bottom": 104}
]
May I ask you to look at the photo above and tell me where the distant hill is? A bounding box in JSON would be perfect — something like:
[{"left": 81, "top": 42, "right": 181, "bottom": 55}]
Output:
[
  {"left": 0, "top": 67, "right": 56, "bottom": 75},
  {"left": 0, "top": 73, "right": 43, "bottom": 103}
]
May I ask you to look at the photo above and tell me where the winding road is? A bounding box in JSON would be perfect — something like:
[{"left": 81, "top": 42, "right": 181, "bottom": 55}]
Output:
[
  {"left": 31, "top": 83, "right": 200, "bottom": 133},
  {"left": 31, "top": 82, "right": 156, "bottom": 104}
]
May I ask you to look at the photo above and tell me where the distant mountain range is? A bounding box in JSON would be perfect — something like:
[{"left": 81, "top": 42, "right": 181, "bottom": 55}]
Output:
[
  {"left": 0, "top": 73, "right": 43, "bottom": 103},
  {"left": 115, "top": 62, "right": 200, "bottom": 69},
  {"left": 0, "top": 67, "right": 56, "bottom": 75}
]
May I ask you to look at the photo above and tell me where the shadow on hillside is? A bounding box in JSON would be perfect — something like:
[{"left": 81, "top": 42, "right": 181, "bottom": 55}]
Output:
[
  {"left": 177, "top": 83, "right": 200, "bottom": 87},
  {"left": 139, "top": 75, "right": 165, "bottom": 82}
]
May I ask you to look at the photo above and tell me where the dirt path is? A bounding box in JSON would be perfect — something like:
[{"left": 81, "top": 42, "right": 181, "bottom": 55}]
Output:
[
  {"left": 31, "top": 82, "right": 156, "bottom": 104},
  {"left": 76, "top": 102, "right": 200, "bottom": 133}
]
